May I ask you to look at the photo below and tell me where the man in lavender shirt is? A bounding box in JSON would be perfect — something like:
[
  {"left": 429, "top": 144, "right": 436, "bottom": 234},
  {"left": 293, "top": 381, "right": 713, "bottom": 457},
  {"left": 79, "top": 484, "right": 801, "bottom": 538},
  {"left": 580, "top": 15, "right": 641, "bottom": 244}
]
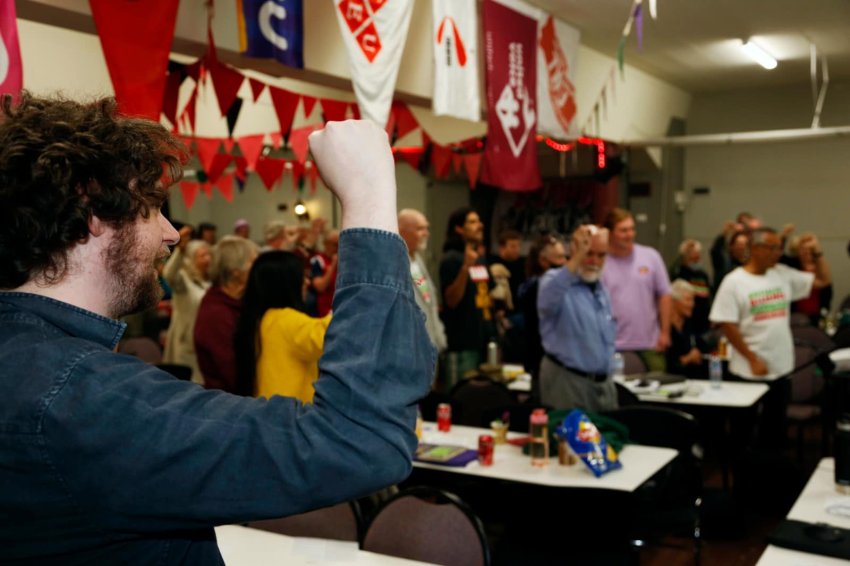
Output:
[{"left": 601, "top": 208, "right": 672, "bottom": 372}]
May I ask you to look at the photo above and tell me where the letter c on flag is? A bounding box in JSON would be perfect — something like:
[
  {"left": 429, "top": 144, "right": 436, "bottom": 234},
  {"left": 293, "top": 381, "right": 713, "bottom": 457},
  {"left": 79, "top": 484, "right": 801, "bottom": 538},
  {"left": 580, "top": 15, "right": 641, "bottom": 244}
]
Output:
[{"left": 259, "top": 1, "right": 288, "bottom": 51}]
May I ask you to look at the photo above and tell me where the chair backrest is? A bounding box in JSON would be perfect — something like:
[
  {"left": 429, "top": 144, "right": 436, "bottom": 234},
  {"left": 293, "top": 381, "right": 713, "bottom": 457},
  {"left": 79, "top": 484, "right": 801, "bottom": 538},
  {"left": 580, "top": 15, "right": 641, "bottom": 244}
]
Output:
[
  {"left": 156, "top": 363, "right": 193, "bottom": 381},
  {"left": 789, "top": 312, "right": 812, "bottom": 328},
  {"left": 621, "top": 351, "right": 648, "bottom": 375},
  {"left": 792, "top": 325, "right": 836, "bottom": 356},
  {"left": 790, "top": 345, "right": 824, "bottom": 403},
  {"left": 362, "top": 486, "right": 490, "bottom": 566},
  {"left": 249, "top": 500, "right": 362, "bottom": 543},
  {"left": 614, "top": 381, "right": 640, "bottom": 407},
  {"left": 117, "top": 337, "right": 162, "bottom": 364},
  {"left": 449, "top": 375, "right": 515, "bottom": 428}
]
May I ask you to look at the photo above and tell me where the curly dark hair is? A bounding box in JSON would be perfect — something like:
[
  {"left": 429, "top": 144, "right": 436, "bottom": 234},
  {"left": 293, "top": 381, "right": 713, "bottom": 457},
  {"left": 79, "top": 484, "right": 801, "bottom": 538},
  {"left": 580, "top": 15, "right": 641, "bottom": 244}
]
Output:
[{"left": 0, "top": 91, "right": 188, "bottom": 288}]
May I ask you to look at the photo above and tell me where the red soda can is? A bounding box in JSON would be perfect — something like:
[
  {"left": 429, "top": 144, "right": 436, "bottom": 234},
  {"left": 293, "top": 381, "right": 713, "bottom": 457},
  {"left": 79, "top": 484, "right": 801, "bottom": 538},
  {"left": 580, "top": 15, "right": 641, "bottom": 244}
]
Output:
[
  {"left": 478, "top": 434, "right": 494, "bottom": 466},
  {"left": 437, "top": 403, "right": 452, "bottom": 432}
]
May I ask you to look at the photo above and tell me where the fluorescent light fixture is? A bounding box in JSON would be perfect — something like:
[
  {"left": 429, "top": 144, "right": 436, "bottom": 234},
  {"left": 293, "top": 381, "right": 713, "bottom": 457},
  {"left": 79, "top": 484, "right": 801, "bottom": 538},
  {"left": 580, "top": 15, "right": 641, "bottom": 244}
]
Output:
[{"left": 741, "top": 40, "right": 777, "bottom": 70}]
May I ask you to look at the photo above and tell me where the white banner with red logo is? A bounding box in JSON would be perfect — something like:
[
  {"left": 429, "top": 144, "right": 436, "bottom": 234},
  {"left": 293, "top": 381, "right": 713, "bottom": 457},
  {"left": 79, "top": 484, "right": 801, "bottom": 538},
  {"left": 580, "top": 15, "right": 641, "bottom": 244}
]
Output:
[
  {"left": 480, "top": 0, "right": 541, "bottom": 191},
  {"left": 334, "top": 0, "right": 413, "bottom": 127},
  {"left": 0, "top": 0, "right": 23, "bottom": 99},
  {"left": 537, "top": 15, "right": 580, "bottom": 138},
  {"left": 431, "top": 0, "right": 479, "bottom": 122}
]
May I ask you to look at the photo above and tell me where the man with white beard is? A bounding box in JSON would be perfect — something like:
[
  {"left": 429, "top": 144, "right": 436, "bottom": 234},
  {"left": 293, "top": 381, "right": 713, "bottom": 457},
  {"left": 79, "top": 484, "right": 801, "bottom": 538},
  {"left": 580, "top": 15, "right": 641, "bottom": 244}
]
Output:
[{"left": 537, "top": 225, "right": 618, "bottom": 411}]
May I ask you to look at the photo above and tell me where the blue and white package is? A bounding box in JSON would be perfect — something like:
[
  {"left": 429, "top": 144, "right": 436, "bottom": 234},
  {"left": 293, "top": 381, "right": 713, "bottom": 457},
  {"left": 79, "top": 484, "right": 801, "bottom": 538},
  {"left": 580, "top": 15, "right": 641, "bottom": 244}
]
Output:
[{"left": 555, "top": 409, "right": 622, "bottom": 477}]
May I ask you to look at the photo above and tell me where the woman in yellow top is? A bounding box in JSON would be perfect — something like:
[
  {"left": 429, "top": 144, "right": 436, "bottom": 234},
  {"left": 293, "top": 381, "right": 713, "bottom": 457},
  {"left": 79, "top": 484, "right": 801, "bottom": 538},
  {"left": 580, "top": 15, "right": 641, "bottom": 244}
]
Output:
[{"left": 234, "top": 251, "right": 331, "bottom": 403}]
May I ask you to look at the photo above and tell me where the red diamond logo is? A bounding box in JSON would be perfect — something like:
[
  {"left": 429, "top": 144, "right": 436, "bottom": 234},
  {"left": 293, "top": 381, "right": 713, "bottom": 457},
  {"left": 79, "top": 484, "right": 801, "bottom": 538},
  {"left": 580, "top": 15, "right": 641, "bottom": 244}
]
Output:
[{"left": 338, "top": 0, "right": 386, "bottom": 62}]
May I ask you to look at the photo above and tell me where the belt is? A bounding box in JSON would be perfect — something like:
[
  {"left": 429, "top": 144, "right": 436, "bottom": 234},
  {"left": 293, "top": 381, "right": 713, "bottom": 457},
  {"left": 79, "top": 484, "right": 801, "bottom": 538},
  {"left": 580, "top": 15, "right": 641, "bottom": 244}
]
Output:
[{"left": 544, "top": 354, "right": 609, "bottom": 383}]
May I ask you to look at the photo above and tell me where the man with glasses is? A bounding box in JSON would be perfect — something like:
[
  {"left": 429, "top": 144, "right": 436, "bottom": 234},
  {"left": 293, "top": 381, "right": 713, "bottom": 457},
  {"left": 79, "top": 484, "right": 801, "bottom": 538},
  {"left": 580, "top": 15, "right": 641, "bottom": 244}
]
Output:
[{"left": 710, "top": 227, "right": 829, "bottom": 447}]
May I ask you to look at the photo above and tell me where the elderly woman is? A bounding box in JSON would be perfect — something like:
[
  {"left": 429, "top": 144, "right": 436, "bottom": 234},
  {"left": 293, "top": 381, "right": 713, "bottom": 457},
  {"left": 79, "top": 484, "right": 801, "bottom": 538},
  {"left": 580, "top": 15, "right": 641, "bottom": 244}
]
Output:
[
  {"left": 666, "top": 279, "right": 707, "bottom": 379},
  {"left": 194, "top": 236, "right": 258, "bottom": 392},
  {"left": 162, "top": 230, "right": 211, "bottom": 383},
  {"left": 670, "top": 239, "right": 712, "bottom": 337}
]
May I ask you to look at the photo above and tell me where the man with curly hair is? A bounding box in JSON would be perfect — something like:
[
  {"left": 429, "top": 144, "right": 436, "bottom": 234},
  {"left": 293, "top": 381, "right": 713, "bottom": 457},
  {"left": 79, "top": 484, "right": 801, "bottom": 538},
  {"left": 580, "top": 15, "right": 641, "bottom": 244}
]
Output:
[{"left": 0, "top": 93, "right": 434, "bottom": 563}]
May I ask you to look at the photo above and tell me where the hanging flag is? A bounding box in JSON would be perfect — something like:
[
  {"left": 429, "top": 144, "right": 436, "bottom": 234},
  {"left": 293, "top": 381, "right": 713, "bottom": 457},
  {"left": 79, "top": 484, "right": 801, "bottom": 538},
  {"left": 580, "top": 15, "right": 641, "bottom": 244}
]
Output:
[
  {"left": 0, "top": 0, "right": 23, "bottom": 99},
  {"left": 480, "top": 0, "right": 541, "bottom": 192},
  {"left": 431, "top": 0, "right": 479, "bottom": 122},
  {"left": 90, "top": 0, "right": 180, "bottom": 120},
  {"left": 334, "top": 0, "right": 414, "bottom": 127},
  {"left": 536, "top": 14, "right": 580, "bottom": 138},
  {"left": 237, "top": 0, "right": 304, "bottom": 68}
]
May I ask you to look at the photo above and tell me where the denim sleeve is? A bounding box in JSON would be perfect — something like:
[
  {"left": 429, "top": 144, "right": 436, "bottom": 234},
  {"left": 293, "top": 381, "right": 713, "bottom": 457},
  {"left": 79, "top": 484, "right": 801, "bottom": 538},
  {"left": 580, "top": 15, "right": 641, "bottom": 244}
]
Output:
[{"left": 41, "top": 229, "right": 436, "bottom": 532}]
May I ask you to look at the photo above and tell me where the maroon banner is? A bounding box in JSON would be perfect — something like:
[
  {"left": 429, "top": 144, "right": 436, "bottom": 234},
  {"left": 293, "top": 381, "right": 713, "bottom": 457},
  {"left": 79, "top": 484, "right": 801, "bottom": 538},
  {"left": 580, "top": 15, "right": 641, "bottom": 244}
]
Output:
[{"left": 480, "top": 0, "right": 540, "bottom": 191}]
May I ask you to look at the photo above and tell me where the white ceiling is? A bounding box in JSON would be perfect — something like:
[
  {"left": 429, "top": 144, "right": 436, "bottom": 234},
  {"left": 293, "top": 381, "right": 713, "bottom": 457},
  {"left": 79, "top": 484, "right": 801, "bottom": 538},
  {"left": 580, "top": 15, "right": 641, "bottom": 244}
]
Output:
[{"left": 526, "top": 0, "right": 850, "bottom": 93}]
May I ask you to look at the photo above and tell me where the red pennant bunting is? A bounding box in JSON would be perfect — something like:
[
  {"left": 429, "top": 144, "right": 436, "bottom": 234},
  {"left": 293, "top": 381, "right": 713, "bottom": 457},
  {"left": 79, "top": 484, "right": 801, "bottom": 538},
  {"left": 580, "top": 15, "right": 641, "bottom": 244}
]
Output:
[
  {"left": 289, "top": 125, "right": 321, "bottom": 164},
  {"left": 290, "top": 160, "right": 305, "bottom": 190},
  {"left": 451, "top": 154, "right": 464, "bottom": 175},
  {"left": 463, "top": 152, "right": 483, "bottom": 188},
  {"left": 396, "top": 148, "right": 423, "bottom": 171},
  {"left": 254, "top": 157, "right": 285, "bottom": 190},
  {"left": 237, "top": 134, "right": 265, "bottom": 171},
  {"left": 222, "top": 138, "right": 235, "bottom": 154},
  {"left": 233, "top": 156, "right": 248, "bottom": 181},
  {"left": 182, "top": 87, "right": 198, "bottom": 133},
  {"left": 201, "top": 183, "right": 213, "bottom": 199},
  {"left": 305, "top": 162, "right": 319, "bottom": 193},
  {"left": 394, "top": 102, "right": 419, "bottom": 140},
  {"left": 350, "top": 103, "right": 361, "bottom": 120},
  {"left": 184, "top": 59, "right": 202, "bottom": 81},
  {"left": 320, "top": 99, "right": 348, "bottom": 122},
  {"left": 215, "top": 173, "right": 234, "bottom": 202},
  {"left": 302, "top": 95, "right": 317, "bottom": 118},
  {"left": 89, "top": 0, "right": 179, "bottom": 119},
  {"left": 208, "top": 62, "right": 245, "bottom": 117},
  {"left": 269, "top": 132, "right": 283, "bottom": 149},
  {"left": 248, "top": 77, "right": 266, "bottom": 102},
  {"left": 384, "top": 105, "right": 397, "bottom": 137},
  {"left": 180, "top": 181, "right": 199, "bottom": 210},
  {"left": 268, "top": 86, "right": 300, "bottom": 137},
  {"left": 206, "top": 153, "right": 233, "bottom": 183},
  {"left": 194, "top": 138, "right": 222, "bottom": 173},
  {"left": 431, "top": 144, "right": 453, "bottom": 179},
  {"left": 162, "top": 71, "right": 183, "bottom": 127}
]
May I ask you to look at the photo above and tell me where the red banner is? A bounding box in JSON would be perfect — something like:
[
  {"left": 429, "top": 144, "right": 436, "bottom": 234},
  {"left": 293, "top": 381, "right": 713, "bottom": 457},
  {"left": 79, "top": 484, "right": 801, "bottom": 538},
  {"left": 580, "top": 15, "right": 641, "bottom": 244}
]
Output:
[
  {"left": 480, "top": 0, "right": 540, "bottom": 191},
  {"left": 0, "top": 0, "right": 23, "bottom": 99},
  {"left": 90, "top": 0, "right": 179, "bottom": 120}
]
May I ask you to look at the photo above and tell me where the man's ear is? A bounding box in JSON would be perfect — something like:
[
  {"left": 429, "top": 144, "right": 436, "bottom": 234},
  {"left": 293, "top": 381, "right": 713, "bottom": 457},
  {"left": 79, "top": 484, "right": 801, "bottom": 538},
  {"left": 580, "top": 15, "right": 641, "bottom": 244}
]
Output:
[{"left": 88, "top": 214, "right": 107, "bottom": 237}]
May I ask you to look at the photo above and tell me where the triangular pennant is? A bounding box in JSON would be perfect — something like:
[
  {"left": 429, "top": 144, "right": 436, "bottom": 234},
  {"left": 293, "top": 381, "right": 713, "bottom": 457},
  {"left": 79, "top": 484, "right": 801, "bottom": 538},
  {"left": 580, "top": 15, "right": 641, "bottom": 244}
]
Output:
[
  {"left": 384, "top": 105, "right": 397, "bottom": 138},
  {"left": 349, "top": 103, "right": 361, "bottom": 120},
  {"left": 452, "top": 154, "right": 464, "bottom": 175},
  {"left": 289, "top": 125, "right": 321, "bottom": 164},
  {"left": 226, "top": 97, "right": 243, "bottom": 137},
  {"left": 162, "top": 71, "right": 183, "bottom": 127},
  {"left": 248, "top": 77, "right": 266, "bottom": 102},
  {"left": 201, "top": 183, "right": 213, "bottom": 199},
  {"left": 320, "top": 98, "right": 348, "bottom": 122},
  {"left": 394, "top": 102, "right": 419, "bottom": 140},
  {"left": 209, "top": 62, "right": 245, "bottom": 117},
  {"left": 268, "top": 86, "right": 300, "bottom": 137},
  {"left": 431, "top": 144, "right": 452, "bottom": 179},
  {"left": 305, "top": 161, "right": 319, "bottom": 193},
  {"left": 222, "top": 138, "right": 235, "bottom": 154},
  {"left": 215, "top": 173, "right": 234, "bottom": 202},
  {"left": 290, "top": 160, "right": 305, "bottom": 191},
  {"left": 463, "top": 152, "right": 483, "bottom": 189},
  {"left": 182, "top": 86, "right": 198, "bottom": 133},
  {"left": 184, "top": 59, "right": 202, "bottom": 81},
  {"left": 269, "top": 132, "right": 283, "bottom": 150},
  {"left": 194, "top": 138, "right": 222, "bottom": 173},
  {"left": 180, "top": 181, "right": 199, "bottom": 210},
  {"left": 235, "top": 175, "right": 246, "bottom": 192},
  {"left": 233, "top": 156, "right": 248, "bottom": 181},
  {"left": 397, "top": 148, "right": 423, "bottom": 171},
  {"left": 206, "top": 153, "right": 233, "bottom": 184},
  {"left": 254, "top": 157, "right": 285, "bottom": 190},
  {"left": 302, "top": 95, "right": 317, "bottom": 119},
  {"left": 89, "top": 0, "right": 179, "bottom": 119},
  {"left": 237, "top": 134, "right": 265, "bottom": 171}
]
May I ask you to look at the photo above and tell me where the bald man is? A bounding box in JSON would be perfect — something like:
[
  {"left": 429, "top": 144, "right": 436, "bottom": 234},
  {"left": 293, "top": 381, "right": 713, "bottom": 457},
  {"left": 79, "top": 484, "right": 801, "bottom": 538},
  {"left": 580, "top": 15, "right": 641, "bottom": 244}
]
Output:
[{"left": 399, "top": 209, "right": 447, "bottom": 355}]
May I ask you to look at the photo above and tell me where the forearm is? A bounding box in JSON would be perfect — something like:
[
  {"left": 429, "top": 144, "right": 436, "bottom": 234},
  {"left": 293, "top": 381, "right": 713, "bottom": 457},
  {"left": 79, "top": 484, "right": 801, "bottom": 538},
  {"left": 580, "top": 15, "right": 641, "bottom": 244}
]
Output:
[
  {"left": 444, "top": 269, "right": 470, "bottom": 309},
  {"left": 658, "top": 294, "right": 672, "bottom": 335},
  {"left": 312, "top": 265, "right": 337, "bottom": 293},
  {"left": 813, "top": 255, "right": 832, "bottom": 288}
]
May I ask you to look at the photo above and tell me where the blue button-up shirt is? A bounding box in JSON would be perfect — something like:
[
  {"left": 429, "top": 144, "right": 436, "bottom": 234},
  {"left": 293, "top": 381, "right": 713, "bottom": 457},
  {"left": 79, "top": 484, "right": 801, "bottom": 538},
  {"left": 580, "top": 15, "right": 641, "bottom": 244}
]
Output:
[
  {"left": 537, "top": 267, "right": 616, "bottom": 375},
  {"left": 0, "top": 229, "right": 434, "bottom": 564}
]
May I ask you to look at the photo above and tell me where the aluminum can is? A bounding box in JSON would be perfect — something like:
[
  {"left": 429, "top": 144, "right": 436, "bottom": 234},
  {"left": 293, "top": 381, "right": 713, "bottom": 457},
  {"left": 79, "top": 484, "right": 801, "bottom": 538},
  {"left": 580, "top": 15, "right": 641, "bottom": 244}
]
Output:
[
  {"left": 478, "top": 434, "right": 494, "bottom": 466},
  {"left": 437, "top": 403, "right": 452, "bottom": 432}
]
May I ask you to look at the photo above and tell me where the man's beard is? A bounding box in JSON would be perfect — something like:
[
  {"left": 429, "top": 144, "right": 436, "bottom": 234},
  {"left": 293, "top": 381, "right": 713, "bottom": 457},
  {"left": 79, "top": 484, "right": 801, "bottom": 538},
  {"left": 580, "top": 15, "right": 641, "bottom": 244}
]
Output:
[
  {"left": 417, "top": 237, "right": 428, "bottom": 252},
  {"left": 579, "top": 267, "right": 600, "bottom": 283},
  {"left": 104, "top": 223, "right": 165, "bottom": 318}
]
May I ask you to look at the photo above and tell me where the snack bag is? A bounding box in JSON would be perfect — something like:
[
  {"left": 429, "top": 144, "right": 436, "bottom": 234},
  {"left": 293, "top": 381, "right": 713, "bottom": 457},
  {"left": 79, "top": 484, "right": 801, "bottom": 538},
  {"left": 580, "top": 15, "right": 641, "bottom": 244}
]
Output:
[{"left": 555, "top": 409, "right": 622, "bottom": 477}]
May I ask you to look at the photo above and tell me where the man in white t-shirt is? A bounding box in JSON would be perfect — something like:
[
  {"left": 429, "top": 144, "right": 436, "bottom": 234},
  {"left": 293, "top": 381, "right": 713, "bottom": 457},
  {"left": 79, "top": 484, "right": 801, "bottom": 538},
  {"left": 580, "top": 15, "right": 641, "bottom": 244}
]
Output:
[{"left": 710, "top": 227, "right": 828, "bottom": 447}]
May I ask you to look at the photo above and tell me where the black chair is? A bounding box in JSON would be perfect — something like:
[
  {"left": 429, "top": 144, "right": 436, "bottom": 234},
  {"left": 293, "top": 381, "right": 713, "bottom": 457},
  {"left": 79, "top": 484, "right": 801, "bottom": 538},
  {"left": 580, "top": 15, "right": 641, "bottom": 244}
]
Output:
[
  {"left": 449, "top": 375, "right": 515, "bottom": 428},
  {"left": 156, "top": 363, "right": 193, "bottom": 381},
  {"left": 621, "top": 351, "right": 648, "bottom": 375},
  {"left": 602, "top": 405, "right": 703, "bottom": 564},
  {"left": 787, "top": 344, "right": 828, "bottom": 463},
  {"left": 615, "top": 381, "right": 640, "bottom": 407},
  {"left": 249, "top": 500, "right": 363, "bottom": 543},
  {"left": 362, "top": 486, "right": 491, "bottom": 566}
]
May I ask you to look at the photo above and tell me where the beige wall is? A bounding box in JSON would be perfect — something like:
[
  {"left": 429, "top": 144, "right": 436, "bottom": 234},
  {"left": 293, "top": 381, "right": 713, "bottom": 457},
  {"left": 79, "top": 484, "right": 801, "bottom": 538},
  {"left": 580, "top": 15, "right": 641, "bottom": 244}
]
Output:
[{"left": 683, "top": 81, "right": 850, "bottom": 308}]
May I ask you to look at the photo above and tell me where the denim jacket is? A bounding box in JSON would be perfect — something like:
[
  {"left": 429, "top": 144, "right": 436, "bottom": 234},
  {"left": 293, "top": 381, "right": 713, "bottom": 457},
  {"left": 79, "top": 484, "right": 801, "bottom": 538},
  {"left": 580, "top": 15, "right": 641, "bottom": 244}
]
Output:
[{"left": 0, "top": 229, "right": 435, "bottom": 565}]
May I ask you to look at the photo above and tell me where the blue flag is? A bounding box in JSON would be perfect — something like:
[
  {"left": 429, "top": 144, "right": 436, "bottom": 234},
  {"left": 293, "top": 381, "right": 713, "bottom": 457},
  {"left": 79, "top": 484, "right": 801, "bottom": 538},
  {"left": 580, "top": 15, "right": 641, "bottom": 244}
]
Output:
[{"left": 239, "top": 0, "right": 303, "bottom": 68}]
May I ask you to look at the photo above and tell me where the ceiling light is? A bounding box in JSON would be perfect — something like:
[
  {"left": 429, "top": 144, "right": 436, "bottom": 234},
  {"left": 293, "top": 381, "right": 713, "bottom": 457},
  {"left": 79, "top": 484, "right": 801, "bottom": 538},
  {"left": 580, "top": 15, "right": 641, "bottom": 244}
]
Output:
[
  {"left": 740, "top": 40, "right": 777, "bottom": 70},
  {"left": 293, "top": 199, "right": 309, "bottom": 220}
]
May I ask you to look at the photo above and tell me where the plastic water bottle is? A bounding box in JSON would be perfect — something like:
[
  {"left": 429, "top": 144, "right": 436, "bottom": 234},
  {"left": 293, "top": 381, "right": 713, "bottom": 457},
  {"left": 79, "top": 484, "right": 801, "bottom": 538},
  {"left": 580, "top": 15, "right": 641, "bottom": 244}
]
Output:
[
  {"left": 529, "top": 409, "right": 550, "bottom": 467},
  {"left": 709, "top": 354, "right": 722, "bottom": 389},
  {"left": 487, "top": 339, "right": 499, "bottom": 366},
  {"left": 611, "top": 352, "right": 625, "bottom": 381}
]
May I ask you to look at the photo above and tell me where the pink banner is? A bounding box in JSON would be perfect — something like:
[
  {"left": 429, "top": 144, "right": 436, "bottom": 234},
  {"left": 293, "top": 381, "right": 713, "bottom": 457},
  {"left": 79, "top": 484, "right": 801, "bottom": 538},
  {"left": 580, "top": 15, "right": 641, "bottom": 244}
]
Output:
[
  {"left": 0, "top": 0, "right": 23, "bottom": 98},
  {"left": 480, "top": 0, "right": 540, "bottom": 191}
]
